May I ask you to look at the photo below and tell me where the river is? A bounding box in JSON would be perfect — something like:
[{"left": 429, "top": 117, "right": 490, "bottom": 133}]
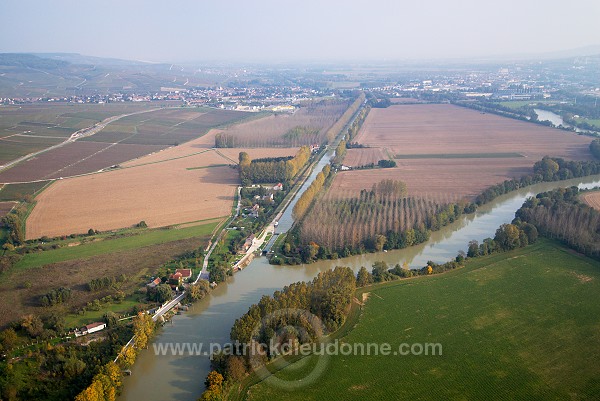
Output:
[
  {"left": 534, "top": 108, "right": 586, "bottom": 134},
  {"left": 119, "top": 175, "right": 600, "bottom": 400}
]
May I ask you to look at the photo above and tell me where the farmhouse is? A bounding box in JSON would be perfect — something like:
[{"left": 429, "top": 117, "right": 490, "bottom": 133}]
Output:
[
  {"left": 175, "top": 268, "right": 192, "bottom": 282},
  {"left": 76, "top": 322, "right": 107, "bottom": 337},
  {"left": 169, "top": 272, "right": 183, "bottom": 287},
  {"left": 147, "top": 277, "right": 161, "bottom": 289},
  {"left": 272, "top": 183, "right": 283, "bottom": 191}
]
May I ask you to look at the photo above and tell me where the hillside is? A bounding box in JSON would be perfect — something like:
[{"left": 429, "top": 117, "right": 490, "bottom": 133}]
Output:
[{"left": 0, "top": 53, "right": 220, "bottom": 97}]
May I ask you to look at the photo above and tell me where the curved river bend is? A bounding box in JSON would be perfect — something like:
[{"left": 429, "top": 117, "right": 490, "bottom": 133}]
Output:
[{"left": 120, "top": 175, "right": 600, "bottom": 401}]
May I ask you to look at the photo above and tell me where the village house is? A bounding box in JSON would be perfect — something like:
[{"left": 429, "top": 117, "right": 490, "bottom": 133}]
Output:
[
  {"left": 76, "top": 322, "right": 107, "bottom": 337},
  {"left": 147, "top": 277, "right": 161, "bottom": 289},
  {"left": 175, "top": 268, "right": 192, "bottom": 282},
  {"left": 168, "top": 271, "right": 183, "bottom": 287},
  {"left": 250, "top": 204, "right": 260, "bottom": 218},
  {"left": 241, "top": 234, "right": 255, "bottom": 253},
  {"left": 272, "top": 183, "right": 283, "bottom": 191}
]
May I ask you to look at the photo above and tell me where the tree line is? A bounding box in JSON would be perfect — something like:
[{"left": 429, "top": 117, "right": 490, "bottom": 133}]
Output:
[
  {"left": 214, "top": 132, "right": 238, "bottom": 148},
  {"left": 75, "top": 312, "right": 155, "bottom": 401},
  {"left": 39, "top": 287, "right": 72, "bottom": 307},
  {"left": 87, "top": 274, "right": 127, "bottom": 292},
  {"left": 200, "top": 267, "right": 356, "bottom": 400},
  {"left": 325, "top": 93, "right": 365, "bottom": 143},
  {"left": 1, "top": 202, "right": 27, "bottom": 246},
  {"left": 346, "top": 104, "right": 370, "bottom": 142},
  {"left": 514, "top": 186, "right": 600, "bottom": 259},
  {"left": 277, "top": 154, "right": 600, "bottom": 266},
  {"left": 292, "top": 164, "right": 331, "bottom": 220},
  {"left": 239, "top": 146, "right": 310, "bottom": 186},
  {"left": 333, "top": 139, "right": 347, "bottom": 165},
  {"left": 0, "top": 314, "right": 133, "bottom": 400},
  {"left": 293, "top": 198, "right": 438, "bottom": 261},
  {"left": 475, "top": 155, "right": 600, "bottom": 206},
  {"left": 591, "top": 139, "right": 600, "bottom": 159},
  {"left": 357, "top": 218, "right": 538, "bottom": 287},
  {"left": 282, "top": 126, "right": 320, "bottom": 145},
  {"left": 280, "top": 179, "right": 473, "bottom": 264}
]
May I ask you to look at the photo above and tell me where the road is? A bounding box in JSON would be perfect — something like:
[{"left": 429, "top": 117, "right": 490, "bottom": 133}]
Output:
[
  {"left": 152, "top": 292, "right": 186, "bottom": 322},
  {"left": 198, "top": 186, "right": 242, "bottom": 282}
]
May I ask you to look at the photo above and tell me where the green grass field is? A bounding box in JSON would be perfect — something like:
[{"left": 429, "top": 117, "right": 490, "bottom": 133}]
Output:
[
  {"left": 499, "top": 100, "right": 555, "bottom": 110},
  {"left": 394, "top": 152, "right": 524, "bottom": 159},
  {"left": 245, "top": 240, "right": 600, "bottom": 401},
  {"left": 575, "top": 117, "right": 600, "bottom": 129},
  {"left": 64, "top": 296, "right": 146, "bottom": 328},
  {"left": 15, "top": 220, "right": 221, "bottom": 270}
]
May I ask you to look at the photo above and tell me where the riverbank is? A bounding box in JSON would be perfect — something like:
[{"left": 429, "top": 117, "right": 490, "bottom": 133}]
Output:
[
  {"left": 118, "top": 174, "right": 600, "bottom": 401},
  {"left": 240, "top": 239, "right": 600, "bottom": 401}
]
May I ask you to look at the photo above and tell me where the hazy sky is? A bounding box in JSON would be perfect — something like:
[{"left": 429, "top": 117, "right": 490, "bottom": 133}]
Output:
[{"left": 1, "top": 0, "right": 599, "bottom": 63}]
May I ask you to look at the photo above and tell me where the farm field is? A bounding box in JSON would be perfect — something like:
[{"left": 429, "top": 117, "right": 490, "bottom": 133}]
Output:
[
  {"left": 331, "top": 104, "right": 594, "bottom": 203},
  {"left": 246, "top": 240, "right": 600, "bottom": 401},
  {"left": 0, "top": 201, "right": 15, "bottom": 218},
  {"left": 16, "top": 219, "right": 222, "bottom": 270},
  {"left": 343, "top": 147, "right": 388, "bottom": 167},
  {"left": 80, "top": 107, "right": 246, "bottom": 146},
  {"left": 581, "top": 191, "right": 600, "bottom": 211},
  {"left": 0, "top": 107, "right": 248, "bottom": 183},
  {"left": 0, "top": 141, "right": 165, "bottom": 183},
  {"left": 389, "top": 97, "right": 423, "bottom": 104},
  {"left": 0, "top": 181, "right": 52, "bottom": 201},
  {"left": 215, "top": 100, "right": 351, "bottom": 147},
  {"left": 26, "top": 129, "right": 298, "bottom": 239},
  {"left": 0, "top": 220, "right": 218, "bottom": 329},
  {"left": 0, "top": 102, "right": 163, "bottom": 164},
  {"left": 332, "top": 158, "right": 535, "bottom": 204}
]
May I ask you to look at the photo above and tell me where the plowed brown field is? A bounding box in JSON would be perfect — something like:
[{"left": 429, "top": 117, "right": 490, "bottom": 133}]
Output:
[
  {"left": 581, "top": 191, "right": 600, "bottom": 211},
  {"left": 27, "top": 129, "right": 296, "bottom": 239},
  {"left": 344, "top": 148, "right": 388, "bottom": 167},
  {"left": 332, "top": 104, "right": 593, "bottom": 203}
]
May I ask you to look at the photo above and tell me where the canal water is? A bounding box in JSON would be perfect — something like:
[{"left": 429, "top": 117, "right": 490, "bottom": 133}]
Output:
[{"left": 119, "top": 175, "right": 600, "bottom": 401}]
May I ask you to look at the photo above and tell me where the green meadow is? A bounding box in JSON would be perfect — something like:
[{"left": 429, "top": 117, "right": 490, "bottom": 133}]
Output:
[
  {"left": 245, "top": 239, "right": 600, "bottom": 401},
  {"left": 15, "top": 219, "right": 221, "bottom": 270}
]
